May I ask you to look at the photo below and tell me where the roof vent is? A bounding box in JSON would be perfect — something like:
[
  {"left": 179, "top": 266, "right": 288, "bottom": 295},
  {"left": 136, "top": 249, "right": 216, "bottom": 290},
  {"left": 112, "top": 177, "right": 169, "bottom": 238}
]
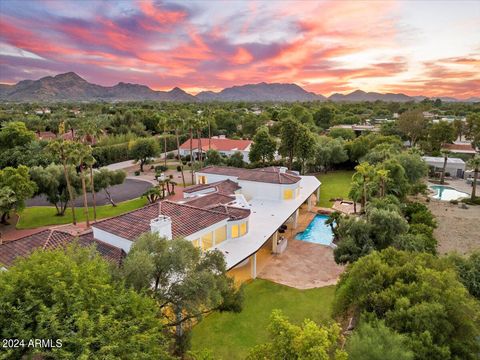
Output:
[
  {"left": 150, "top": 215, "right": 172, "bottom": 240},
  {"left": 279, "top": 167, "right": 288, "bottom": 173}
]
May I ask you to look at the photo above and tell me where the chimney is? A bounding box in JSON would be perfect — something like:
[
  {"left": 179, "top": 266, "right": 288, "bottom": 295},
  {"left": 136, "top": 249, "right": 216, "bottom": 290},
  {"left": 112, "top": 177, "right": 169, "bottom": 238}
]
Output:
[
  {"left": 279, "top": 167, "right": 287, "bottom": 173},
  {"left": 219, "top": 135, "right": 226, "bottom": 139},
  {"left": 150, "top": 216, "right": 172, "bottom": 240}
]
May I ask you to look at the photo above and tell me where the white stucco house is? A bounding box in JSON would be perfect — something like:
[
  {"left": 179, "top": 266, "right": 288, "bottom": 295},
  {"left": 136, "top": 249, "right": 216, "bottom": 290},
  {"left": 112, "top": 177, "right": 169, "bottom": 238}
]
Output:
[{"left": 422, "top": 156, "right": 466, "bottom": 178}]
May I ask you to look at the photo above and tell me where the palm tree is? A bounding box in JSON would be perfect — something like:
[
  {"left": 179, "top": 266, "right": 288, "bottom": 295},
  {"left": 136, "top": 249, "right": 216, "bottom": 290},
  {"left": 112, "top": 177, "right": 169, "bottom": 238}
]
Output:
[
  {"left": 467, "top": 155, "right": 480, "bottom": 200},
  {"left": 325, "top": 211, "right": 341, "bottom": 241},
  {"left": 352, "top": 162, "right": 375, "bottom": 212},
  {"left": 69, "top": 142, "right": 92, "bottom": 227},
  {"left": 78, "top": 120, "right": 103, "bottom": 222},
  {"left": 143, "top": 187, "right": 162, "bottom": 204},
  {"left": 171, "top": 114, "right": 186, "bottom": 188},
  {"left": 375, "top": 169, "right": 390, "bottom": 197},
  {"left": 47, "top": 139, "right": 77, "bottom": 225},
  {"left": 195, "top": 115, "right": 207, "bottom": 169},
  {"left": 157, "top": 114, "right": 169, "bottom": 168},
  {"left": 348, "top": 182, "right": 362, "bottom": 214},
  {"left": 184, "top": 113, "right": 196, "bottom": 183},
  {"left": 440, "top": 149, "right": 451, "bottom": 184}
]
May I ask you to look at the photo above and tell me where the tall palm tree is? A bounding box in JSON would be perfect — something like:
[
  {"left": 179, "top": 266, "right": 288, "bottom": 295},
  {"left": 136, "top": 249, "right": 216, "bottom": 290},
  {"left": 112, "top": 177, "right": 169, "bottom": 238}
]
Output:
[
  {"left": 69, "top": 142, "right": 92, "bottom": 227},
  {"left": 467, "top": 155, "right": 480, "bottom": 200},
  {"left": 171, "top": 114, "right": 186, "bottom": 188},
  {"left": 195, "top": 115, "right": 207, "bottom": 169},
  {"left": 47, "top": 139, "right": 77, "bottom": 225},
  {"left": 352, "top": 162, "right": 375, "bottom": 212},
  {"left": 440, "top": 149, "right": 451, "bottom": 184},
  {"left": 375, "top": 169, "right": 390, "bottom": 197},
  {"left": 78, "top": 119, "right": 103, "bottom": 222},
  {"left": 184, "top": 113, "right": 196, "bottom": 184},
  {"left": 157, "top": 114, "right": 169, "bottom": 168}
]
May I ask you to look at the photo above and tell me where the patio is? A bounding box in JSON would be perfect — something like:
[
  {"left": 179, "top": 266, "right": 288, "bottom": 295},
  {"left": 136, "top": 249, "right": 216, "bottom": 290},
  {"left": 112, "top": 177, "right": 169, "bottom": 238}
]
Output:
[{"left": 228, "top": 205, "right": 344, "bottom": 289}]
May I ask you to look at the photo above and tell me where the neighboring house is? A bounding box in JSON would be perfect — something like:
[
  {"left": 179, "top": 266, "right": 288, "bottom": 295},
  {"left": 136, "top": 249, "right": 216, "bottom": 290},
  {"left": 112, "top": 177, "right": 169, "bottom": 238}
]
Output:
[
  {"left": 441, "top": 142, "right": 478, "bottom": 157},
  {"left": 422, "top": 156, "right": 466, "bottom": 178},
  {"left": 35, "top": 131, "right": 57, "bottom": 141},
  {"left": 178, "top": 136, "right": 252, "bottom": 163},
  {"left": 329, "top": 124, "right": 379, "bottom": 135},
  {"left": 3, "top": 166, "right": 321, "bottom": 281}
]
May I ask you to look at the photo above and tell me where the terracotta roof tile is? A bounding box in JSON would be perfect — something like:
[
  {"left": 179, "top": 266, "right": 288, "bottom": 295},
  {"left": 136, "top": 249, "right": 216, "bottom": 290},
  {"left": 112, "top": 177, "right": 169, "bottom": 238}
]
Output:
[
  {"left": 0, "top": 229, "right": 125, "bottom": 267},
  {"left": 198, "top": 166, "right": 301, "bottom": 184},
  {"left": 182, "top": 193, "right": 236, "bottom": 208},
  {"left": 179, "top": 138, "right": 251, "bottom": 151},
  {"left": 93, "top": 200, "right": 242, "bottom": 241},
  {"left": 183, "top": 179, "right": 241, "bottom": 194}
]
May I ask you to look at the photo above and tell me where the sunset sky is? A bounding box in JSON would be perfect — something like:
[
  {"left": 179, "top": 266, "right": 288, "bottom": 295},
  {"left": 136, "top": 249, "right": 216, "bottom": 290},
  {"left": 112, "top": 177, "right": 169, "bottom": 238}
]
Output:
[{"left": 0, "top": 0, "right": 479, "bottom": 98}]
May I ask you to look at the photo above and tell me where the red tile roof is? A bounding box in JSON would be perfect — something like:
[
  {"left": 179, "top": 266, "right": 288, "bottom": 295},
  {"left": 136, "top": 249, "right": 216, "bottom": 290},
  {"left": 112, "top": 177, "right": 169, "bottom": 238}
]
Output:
[
  {"left": 0, "top": 229, "right": 125, "bottom": 267},
  {"left": 182, "top": 193, "right": 236, "bottom": 208},
  {"left": 179, "top": 138, "right": 251, "bottom": 152},
  {"left": 442, "top": 143, "right": 477, "bottom": 153},
  {"left": 183, "top": 179, "right": 241, "bottom": 194},
  {"left": 198, "top": 166, "right": 301, "bottom": 184},
  {"left": 93, "top": 200, "right": 249, "bottom": 241}
]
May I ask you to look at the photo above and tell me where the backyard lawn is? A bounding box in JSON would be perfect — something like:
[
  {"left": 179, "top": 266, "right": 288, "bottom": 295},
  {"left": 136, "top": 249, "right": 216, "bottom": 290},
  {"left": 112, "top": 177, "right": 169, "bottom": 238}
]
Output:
[
  {"left": 316, "top": 170, "right": 354, "bottom": 208},
  {"left": 190, "top": 279, "right": 335, "bottom": 359},
  {"left": 17, "top": 197, "right": 148, "bottom": 229}
]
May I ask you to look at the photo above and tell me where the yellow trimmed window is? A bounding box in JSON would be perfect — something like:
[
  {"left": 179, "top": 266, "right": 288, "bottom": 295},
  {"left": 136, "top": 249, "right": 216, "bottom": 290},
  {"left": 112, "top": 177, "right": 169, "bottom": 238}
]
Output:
[
  {"left": 283, "top": 188, "right": 293, "bottom": 200},
  {"left": 191, "top": 239, "right": 200, "bottom": 248},
  {"left": 201, "top": 232, "right": 213, "bottom": 250},
  {"left": 240, "top": 222, "right": 247, "bottom": 236},
  {"left": 198, "top": 175, "right": 207, "bottom": 184},
  {"left": 214, "top": 226, "right": 227, "bottom": 245},
  {"left": 231, "top": 224, "right": 239, "bottom": 238}
]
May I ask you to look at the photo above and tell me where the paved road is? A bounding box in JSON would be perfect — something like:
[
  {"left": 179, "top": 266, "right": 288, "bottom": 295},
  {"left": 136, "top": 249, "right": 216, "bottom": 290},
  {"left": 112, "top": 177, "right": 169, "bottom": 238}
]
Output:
[{"left": 26, "top": 178, "right": 153, "bottom": 207}]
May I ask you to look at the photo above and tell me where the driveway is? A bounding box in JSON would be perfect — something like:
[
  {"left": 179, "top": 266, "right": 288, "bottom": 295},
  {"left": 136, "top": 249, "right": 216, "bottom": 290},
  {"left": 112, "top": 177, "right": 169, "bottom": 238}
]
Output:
[{"left": 26, "top": 178, "right": 152, "bottom": 207}]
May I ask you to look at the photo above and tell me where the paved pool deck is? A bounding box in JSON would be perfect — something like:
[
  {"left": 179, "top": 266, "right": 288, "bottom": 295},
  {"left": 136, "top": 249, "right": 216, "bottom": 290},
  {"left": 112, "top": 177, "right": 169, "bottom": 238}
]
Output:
[{"left": 258, "top": 239, "right": 344, "bottom": 290}]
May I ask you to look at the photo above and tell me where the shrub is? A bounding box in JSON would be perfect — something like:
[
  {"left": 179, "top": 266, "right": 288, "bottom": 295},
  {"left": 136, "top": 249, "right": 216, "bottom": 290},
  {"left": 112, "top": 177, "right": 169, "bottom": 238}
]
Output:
[
  {"left": 176, "top": 165, "right": 182, "bottom": 172},
  {"left": 155, "top": 165, "right": 168, "bottom": 172},
  {"left": 134, "top": 170, "right": 140, "bottom": 176}
]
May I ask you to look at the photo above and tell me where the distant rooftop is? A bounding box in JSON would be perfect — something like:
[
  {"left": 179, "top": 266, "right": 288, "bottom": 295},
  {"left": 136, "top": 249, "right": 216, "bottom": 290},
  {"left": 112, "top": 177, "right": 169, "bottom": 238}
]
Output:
[
  {"left": 422, "top": 156, "right": 466, "bottom": 165},
  {"left": 179, "top": 137, "right": 251, "bottom": 152}
]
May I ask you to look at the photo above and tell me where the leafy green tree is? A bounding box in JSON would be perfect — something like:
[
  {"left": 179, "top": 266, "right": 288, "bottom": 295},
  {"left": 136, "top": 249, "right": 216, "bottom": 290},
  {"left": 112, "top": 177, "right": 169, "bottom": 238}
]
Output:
[
  {"left": 428, "top": 121, "right": 456, "bottom": 151},
  {"left": 315, "top": 136, "right": 348, "bottom": 173},
  {"left": 278, "top": 117, "right": 302, "bottom": 169},
  {"left": 346, "top": 318, "right": 413, "bottom": 360},
  {"left": 249, "top": 126, "right": 277, "bottom": 164},
  {"left": 226, "top": 151, "right": 245, "bottom": 168},
  {"left": 380, "top": 158, "right": 410, "bottom": 198},
  {"left": 0, "top": 121, "right": 35, "bottom": 150},
  {"left": 129, "top": 137, "right": 159, "bottom": 172},
  {"left": 93, "top": 168, "right": 126, "bottom": 207},
  {"left": 121, "top": 233, "right": 243, "bottom": 355},
  {"left": 314, "top": 106, "right": 335, "bottom": 129},
  {"left": 448, "top": 251, "right": 480, "bottom": 300},
  {"left": 397, "top": 110, "right": 428, "bottom": 146},
  {"left": 295, "top": 125, "right": 317, "bottom": 174},
  {"left": 395, "top": 152, "right": 428, "bottom": 185},
  {"left": 0, "top": 244, "right": 172, "bottom": 360},
  {"left": 0, "top": 165, "right": 36, "bottom": 224},
  {"left": 205, "top": 149, "right": 224, "bottom": 166},
  {"left": 335, "top": 248, "right": 480, "bottom": 360},
  {"left": 247, "top": 310, "right": 347, "bottom": 360},
  {"left": 29, "top": 164, "right": 82, "bottom": 215},
  {"left": 0, "top": 140, "right": 55, "bottom": 169},
  {"left": 362, "top": 143, "right": 398, "bottom": 164},
  {"left": 466, "top": 112, "right": 480, "bottom": 149},
  {"left": 329, "top": 127, "right": 356, "bottom": 140}
]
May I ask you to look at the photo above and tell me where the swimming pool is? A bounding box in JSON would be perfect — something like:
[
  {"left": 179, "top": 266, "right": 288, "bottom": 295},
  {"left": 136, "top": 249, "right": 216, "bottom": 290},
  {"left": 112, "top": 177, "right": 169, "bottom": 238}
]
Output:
[
  {"left": 430, "top": 185, "right": 469, "bottom": 201},
  {"left": 295, "top": 214, "right": 334, "bottom": 246}
]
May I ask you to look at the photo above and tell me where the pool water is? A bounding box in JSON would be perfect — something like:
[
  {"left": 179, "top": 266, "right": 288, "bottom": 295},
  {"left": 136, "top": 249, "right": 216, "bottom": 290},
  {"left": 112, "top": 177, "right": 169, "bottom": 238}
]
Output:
[
  {"left": 430, "top": 185, "right": 469, "bottom": 201},
  {"left": 295, "top": 214, "right": 334, "bottom": 246}
]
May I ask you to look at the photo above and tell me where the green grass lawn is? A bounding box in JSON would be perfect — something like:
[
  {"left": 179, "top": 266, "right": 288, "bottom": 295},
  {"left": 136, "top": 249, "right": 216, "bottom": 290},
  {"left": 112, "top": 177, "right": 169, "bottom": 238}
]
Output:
[
  {"left": 190, "top": 280, "right": 335, "bottom": 360},
  {"left": 316, "top": 170, "right": 354, "bottom": 208},
  {"left": 17, "top": 197, "right": 148, "bottom": 229}
]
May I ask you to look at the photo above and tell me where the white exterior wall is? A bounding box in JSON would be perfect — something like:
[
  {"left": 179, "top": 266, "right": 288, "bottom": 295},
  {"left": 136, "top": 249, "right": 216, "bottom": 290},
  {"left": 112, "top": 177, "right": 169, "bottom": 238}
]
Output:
[
  {"left": 196, "top": 173, "right": 239, "bottom": 184},
  {"left": 92, "top": 227, "right": 133, "bottom": 253}
]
